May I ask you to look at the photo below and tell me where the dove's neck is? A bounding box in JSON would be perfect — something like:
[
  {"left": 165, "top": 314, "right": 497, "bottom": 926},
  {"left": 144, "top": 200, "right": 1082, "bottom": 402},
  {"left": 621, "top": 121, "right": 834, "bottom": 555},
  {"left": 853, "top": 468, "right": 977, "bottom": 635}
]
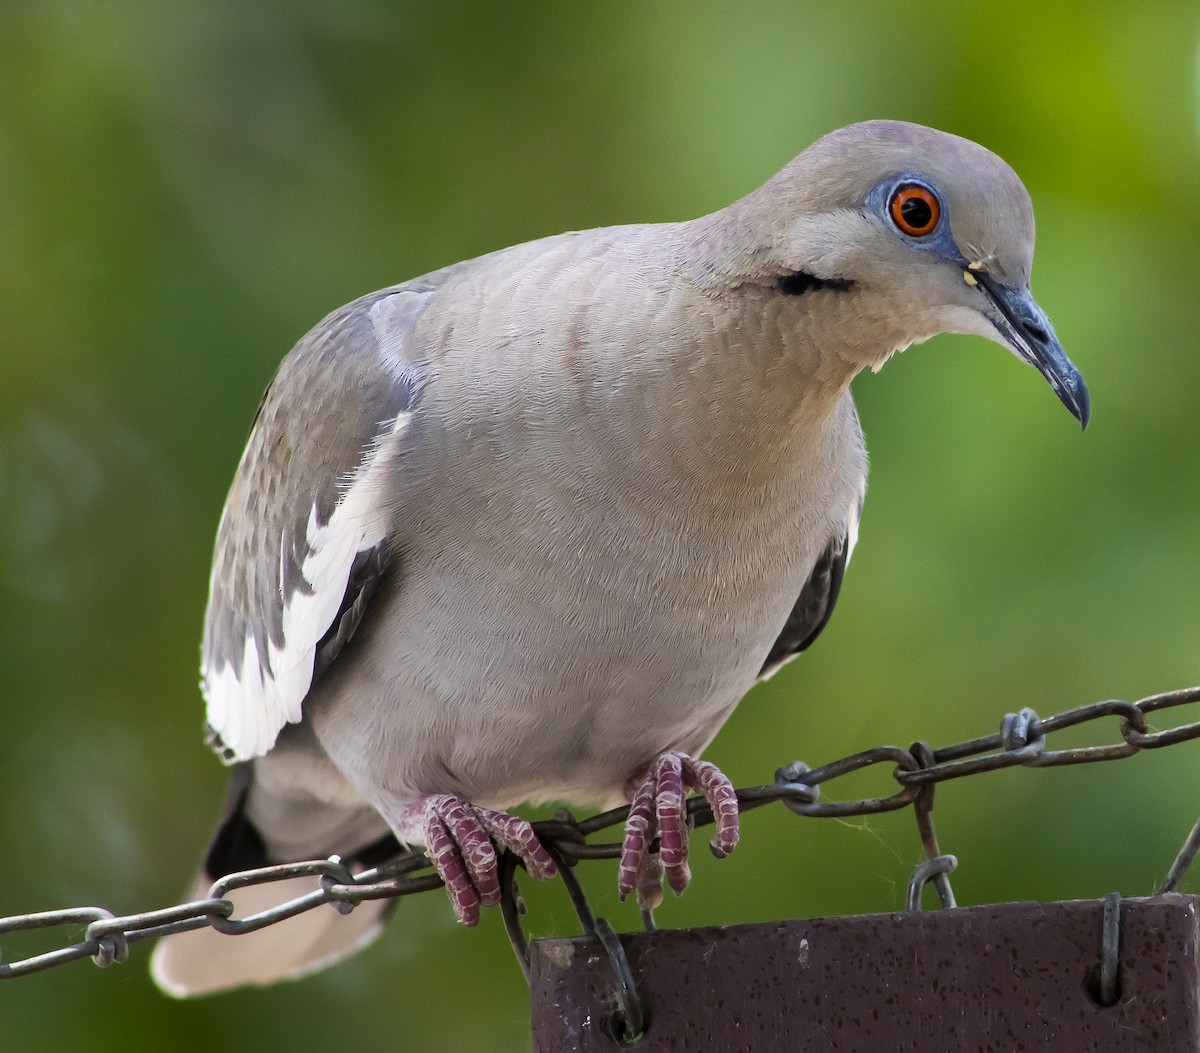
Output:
[{"left": 433, "top": 219, "right": 880, "bottom": 506}]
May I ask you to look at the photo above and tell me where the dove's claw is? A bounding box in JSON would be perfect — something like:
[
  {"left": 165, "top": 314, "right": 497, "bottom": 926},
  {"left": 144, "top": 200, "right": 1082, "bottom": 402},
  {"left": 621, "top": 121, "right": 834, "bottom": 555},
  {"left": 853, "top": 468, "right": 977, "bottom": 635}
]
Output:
[
  {"left": 406, "top": 794, "right": 556, "bottom": 926},
  {"left": 617, "top": 751, "right": 739, "bottom": 910}
]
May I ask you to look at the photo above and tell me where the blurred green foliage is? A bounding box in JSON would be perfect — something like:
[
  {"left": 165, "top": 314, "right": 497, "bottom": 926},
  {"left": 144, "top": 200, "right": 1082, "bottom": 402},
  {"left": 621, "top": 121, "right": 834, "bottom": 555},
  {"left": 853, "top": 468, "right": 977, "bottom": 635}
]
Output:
[{"left": 2, "top": 2, "right": 1199, "bottom": 1049}]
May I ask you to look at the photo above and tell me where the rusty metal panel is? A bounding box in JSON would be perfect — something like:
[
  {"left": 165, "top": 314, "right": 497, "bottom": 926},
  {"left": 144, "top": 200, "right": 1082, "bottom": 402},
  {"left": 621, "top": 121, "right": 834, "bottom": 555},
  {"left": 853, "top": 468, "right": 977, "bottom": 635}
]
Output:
[{"left": 529, "top": 895, "right": 1200, "bottom": 1052}]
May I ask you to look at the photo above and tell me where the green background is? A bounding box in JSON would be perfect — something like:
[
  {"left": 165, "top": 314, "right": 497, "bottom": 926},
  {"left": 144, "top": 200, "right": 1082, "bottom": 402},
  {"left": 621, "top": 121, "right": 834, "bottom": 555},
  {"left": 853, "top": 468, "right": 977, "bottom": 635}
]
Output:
[{"left": 3, "top": 2, "right": 1199, "bottom": 1049}]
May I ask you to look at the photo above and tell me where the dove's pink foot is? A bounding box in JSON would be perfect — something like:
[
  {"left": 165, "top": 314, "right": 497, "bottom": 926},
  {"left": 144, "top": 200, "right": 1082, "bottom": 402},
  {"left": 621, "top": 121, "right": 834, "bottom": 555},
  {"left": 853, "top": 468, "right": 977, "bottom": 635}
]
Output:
[
  {"left": 398, "top": 794, "right": 557, "bottom": 925},
  {"left": 617, "top": 751, "right": 739, "bottom": 909}
]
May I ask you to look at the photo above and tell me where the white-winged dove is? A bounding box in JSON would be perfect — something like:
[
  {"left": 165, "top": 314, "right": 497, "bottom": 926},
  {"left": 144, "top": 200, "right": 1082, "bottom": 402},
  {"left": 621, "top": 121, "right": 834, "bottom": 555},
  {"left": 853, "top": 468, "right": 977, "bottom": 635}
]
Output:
[{"left": 151, "top": 120, "right": 1088, "bottom": 996}]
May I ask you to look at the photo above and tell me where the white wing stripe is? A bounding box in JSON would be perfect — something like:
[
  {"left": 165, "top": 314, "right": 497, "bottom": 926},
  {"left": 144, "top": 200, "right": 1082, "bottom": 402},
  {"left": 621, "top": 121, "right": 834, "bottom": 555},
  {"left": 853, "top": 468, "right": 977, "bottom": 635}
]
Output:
[
  {"left": 844, "top": 487, "right": 863, "bottom": 565},
  {"left": 203, "top": 412, "right": 410, "bottom": 761}
]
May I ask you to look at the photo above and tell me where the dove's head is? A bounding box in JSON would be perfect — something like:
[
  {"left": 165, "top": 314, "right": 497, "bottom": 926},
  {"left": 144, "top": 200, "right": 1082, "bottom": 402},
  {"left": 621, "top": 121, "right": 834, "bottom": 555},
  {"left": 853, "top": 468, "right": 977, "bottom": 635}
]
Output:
[{"left": 719, "top": 120, "right": 1089, "bottom": 427}]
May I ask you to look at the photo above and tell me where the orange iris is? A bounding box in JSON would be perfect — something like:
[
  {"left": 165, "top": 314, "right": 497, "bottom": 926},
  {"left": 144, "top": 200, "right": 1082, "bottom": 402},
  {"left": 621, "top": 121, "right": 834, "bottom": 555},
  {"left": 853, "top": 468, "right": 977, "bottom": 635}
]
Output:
[{"left": 889, "top": 184, "right": 941, "bottom": 237}]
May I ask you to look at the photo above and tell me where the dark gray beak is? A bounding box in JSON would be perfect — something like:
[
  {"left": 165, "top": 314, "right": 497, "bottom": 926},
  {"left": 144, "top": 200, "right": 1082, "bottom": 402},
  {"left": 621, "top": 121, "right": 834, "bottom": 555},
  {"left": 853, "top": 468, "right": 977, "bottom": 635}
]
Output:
[{"left": 975, "top": 273, "right": 1090, "bottom": 429}]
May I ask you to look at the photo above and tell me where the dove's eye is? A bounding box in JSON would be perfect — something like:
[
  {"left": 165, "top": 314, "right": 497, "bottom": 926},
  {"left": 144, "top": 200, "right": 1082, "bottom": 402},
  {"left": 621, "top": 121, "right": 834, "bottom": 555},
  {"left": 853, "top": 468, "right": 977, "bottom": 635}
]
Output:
[{"left": 889, "top": 183, "right": 941, "bottom": 237}]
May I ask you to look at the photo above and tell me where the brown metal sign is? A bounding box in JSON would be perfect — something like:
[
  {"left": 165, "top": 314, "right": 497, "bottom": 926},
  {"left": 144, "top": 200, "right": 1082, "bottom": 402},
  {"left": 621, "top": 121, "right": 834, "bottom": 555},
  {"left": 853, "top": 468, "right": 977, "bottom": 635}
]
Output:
[{"left": 530, "top": 895, "right": 1200, "bottom": 1052}]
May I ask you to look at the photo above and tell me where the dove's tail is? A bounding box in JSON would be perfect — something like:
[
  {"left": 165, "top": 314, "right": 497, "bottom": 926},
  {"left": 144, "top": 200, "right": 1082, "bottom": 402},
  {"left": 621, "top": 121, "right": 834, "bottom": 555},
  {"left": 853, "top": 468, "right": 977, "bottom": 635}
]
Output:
[{"left": 151, "top": 749, "right": 401, "bottom": 997}]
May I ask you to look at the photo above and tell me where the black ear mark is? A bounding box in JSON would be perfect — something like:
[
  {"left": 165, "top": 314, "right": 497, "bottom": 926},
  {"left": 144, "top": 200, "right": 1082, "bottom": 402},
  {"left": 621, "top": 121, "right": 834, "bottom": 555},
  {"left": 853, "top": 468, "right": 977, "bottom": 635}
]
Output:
[{"left": 777, "top": 271, "right": 854, "bottom": 296}]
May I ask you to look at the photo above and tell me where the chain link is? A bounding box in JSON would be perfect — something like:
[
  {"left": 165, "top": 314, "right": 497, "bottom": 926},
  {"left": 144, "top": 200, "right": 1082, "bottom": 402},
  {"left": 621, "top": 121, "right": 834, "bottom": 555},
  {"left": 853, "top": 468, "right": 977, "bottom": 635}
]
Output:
[{"left": 3, "top": 685, "right": 1199, "bottom": 981}]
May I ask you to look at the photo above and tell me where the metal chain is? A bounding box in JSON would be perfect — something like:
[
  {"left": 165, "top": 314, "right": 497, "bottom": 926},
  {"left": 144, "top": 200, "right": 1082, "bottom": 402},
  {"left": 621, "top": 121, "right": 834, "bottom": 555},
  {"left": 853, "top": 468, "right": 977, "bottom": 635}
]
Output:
[{"left": 3, "top": 685, "right": 1200, "bottom": 982}]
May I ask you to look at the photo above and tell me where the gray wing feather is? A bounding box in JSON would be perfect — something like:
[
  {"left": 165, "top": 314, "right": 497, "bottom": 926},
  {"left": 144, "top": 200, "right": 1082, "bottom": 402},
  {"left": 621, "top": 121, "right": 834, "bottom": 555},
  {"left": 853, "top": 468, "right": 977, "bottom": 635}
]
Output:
[
  {"left": 311, "top": 540, "right": 392, "bottom": 682},
  {"left": 758, "top": 483, "right": 863, "bottom": 681},
  {"left": 758, "top": 530, "right": 849, "bottom": 678},
  {"left": 202, "top": 283, "right": 433, "bottom": 761}
]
